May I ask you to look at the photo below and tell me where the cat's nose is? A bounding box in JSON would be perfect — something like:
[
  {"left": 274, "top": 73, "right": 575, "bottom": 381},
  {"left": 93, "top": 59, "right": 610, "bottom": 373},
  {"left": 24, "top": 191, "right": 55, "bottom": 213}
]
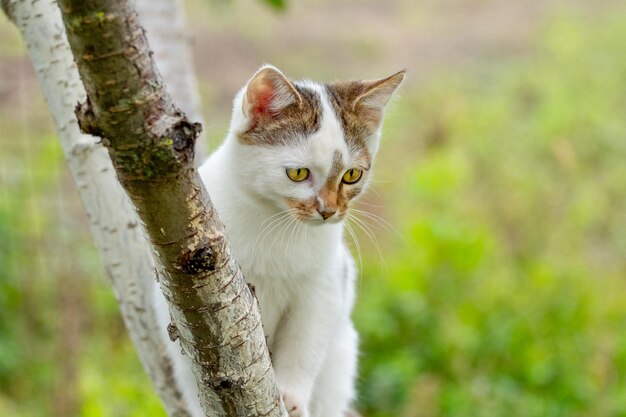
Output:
[{"left": 317, "top": 208, "right": 336, "bottom": 220}]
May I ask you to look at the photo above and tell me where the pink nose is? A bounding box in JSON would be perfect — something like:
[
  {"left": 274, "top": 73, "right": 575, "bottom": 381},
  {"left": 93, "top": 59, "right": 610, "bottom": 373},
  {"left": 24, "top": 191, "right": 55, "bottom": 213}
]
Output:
[{"left": 317, "top": 208, "right": 336, "bottom": 220}]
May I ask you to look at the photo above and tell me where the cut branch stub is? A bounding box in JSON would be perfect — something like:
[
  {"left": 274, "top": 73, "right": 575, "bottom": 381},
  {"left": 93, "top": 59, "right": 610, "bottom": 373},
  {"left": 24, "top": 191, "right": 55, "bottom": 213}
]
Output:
[
  {"left": 172, "top": 120, "right": 202, "bottom": 153},
  {"left": 167, "top": 322, "right": 180, "bottom": 342},
  {"left": 75, "top": 98, "right": 105, "bottom": 138},
  {"left": 75, "top": 98, "right": 202, "bottom": 183},
  {"left": 179, "top": 246, "right": 217, "bottom": 275},
  {"left": 177, "top": 232, "right": 227, "bottom": 276}
]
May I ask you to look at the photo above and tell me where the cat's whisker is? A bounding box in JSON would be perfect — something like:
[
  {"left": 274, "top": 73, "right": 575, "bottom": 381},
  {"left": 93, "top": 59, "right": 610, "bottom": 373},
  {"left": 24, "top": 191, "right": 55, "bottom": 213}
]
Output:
[
  {"left": 350, "top": 208, "right": 392, "bottom": 232},
  {"left": 349, "top": 214, "right": 389, "bottom": 279},
  {"left": 349, "top": 208, "right": 407, "bottom": 245},
  {"left": 354, "top": 200, "right": 384, "bottom": 209},
  {"left": 264, "top": 215, "right": 289, "bottom": 267},
  {"left": 280, "top": 216, "right": 294, "bottom": 252},
  {"left": 253, "top": 210, "right": 291, "bottom": 243},
  {"left": 277, "top": 212, "right": 298, "bottom": 264},
  {"left": 284, "top": 215, "right": 303, "bottom": 264},
  {"left": 303, "top": 217, "right": 309, "bottom": 248},
  {"left": 366, "top": 187, "right": 383, "bottom": 199},
  {"left": 367, "top": 178, "right": 391, "bottom": 184},
  {"left": 250, "top": 211, "right": 290, "bottom": 258},
  {"left": 344, "top": 220, "right": 363, "bottom": 288},
  {"left": 250, "top": 210, "right": 292, "bottom": 263},
  {"left": 258, "top": 209, "right": 292, "bottom": 229},
  {"left": 284, "top": 215, "right": 303, "bottom": 266}
]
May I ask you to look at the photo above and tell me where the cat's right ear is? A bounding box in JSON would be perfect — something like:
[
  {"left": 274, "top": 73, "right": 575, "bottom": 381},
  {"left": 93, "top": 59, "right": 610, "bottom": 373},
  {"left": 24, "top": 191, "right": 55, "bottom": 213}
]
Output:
[
  {"left": 351, "top": 70, "right": 405, "bottom": 130},
  {"left": 242, "top": 65, "right": 302, "bottom": 124}
]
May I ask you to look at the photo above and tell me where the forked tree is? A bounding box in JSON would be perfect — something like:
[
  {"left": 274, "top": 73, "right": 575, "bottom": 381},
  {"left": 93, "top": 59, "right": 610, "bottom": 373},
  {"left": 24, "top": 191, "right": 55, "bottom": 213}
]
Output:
[{"left": 1, "top": 0, "right": 285, "bottom": 416}]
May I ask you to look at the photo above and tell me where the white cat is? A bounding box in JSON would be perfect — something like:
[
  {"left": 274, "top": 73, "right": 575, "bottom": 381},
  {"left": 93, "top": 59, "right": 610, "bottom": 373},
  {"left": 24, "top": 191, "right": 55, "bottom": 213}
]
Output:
[{"left": 154, "top": 65, "right": 404, "bottom": 417}]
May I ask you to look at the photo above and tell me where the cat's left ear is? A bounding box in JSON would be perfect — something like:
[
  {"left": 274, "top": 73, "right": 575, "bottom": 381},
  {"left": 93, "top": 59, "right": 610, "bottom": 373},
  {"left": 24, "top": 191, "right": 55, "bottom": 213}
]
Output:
[
  {"left": 242, "top": 65, "right": 303, "bottom": 123},
  {"left": 352, "top": 70, "right": 406, "bottom": 129}
]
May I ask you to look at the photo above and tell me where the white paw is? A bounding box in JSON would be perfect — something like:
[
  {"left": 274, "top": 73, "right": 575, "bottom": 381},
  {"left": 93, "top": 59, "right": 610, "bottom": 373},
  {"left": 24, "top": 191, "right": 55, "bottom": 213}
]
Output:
[{"left": 281, "top": 389, "right": 309, "bottom": 417}]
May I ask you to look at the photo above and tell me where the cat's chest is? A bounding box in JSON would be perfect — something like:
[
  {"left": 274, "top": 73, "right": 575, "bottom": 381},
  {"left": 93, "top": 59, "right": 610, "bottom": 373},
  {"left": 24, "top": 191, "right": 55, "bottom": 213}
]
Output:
[
  {"left": 220, "top": 211, "right": 341, "bottom": 343},
  {"left": 224, "top": 213, "right": 337, "bottom": 283}
]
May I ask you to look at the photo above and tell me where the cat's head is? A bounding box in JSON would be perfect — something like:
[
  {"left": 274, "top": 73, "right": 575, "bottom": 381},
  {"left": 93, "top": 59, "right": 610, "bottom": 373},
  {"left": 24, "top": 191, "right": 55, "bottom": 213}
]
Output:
[{"left": 227, "top": 65, "right": 404, "bottom": 224}]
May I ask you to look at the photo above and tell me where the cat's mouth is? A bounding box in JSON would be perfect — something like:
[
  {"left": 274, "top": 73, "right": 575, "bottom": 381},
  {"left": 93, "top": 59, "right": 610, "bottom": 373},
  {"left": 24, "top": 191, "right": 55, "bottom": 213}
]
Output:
[
  {"left": 291, "top": 211, "right": 346, "bottom": 225},
  {"left": 285, "top": 197, "right": 346, "bottom": 224}
]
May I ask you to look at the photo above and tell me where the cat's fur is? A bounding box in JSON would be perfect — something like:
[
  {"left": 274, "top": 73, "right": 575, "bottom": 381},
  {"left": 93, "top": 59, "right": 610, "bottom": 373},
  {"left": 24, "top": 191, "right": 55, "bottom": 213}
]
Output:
[{"left": 154, "top": 65, "right": 404, "bottom": 417}]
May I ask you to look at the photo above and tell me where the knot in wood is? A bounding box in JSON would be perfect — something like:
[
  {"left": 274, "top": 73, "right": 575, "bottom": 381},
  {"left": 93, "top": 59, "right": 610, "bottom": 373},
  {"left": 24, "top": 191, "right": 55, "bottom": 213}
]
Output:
[
  {"left": 203, "top": 375, "right": 244, "bottom": 392},
  {"left": 178, "top": 246, "right": 217, "bottom": 275},
  {"left": 75, "top": 98, "right": 106, "bottom": 139},
  {"left": 167, "top": 322, "right": 180, "bottom": 342},
  {"left": 171, "top": 119, "right": 202, "bottom": 153}
]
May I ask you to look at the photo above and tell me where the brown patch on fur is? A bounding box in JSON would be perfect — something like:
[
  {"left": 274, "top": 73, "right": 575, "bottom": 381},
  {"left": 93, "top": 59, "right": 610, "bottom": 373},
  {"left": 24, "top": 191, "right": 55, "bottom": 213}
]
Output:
[
  {"left": 344, "top": 185, "right": 363, "bottom": 201},
  {"left": 322, "top": 181, "right": 364, "bottom": 220},
  {"left": 239, "top": 85, "right": 322, "bottom": 146},
  {"left": 325, "top": 82, "right": 372, "bottom": 156},
  {"left": 328, "top": 150, "right": 344, "bottom": 180},
  {"left": 319, "top": 186, "right": 338, "bottom": 212},
  {"left": 285, "top": 196, "right": 318, "bottom": 221},
  {"left": 325, "top": 70, "right": 405, "bottom": 159},
  {"left": 318, "top": 150, "right": 344, "bottom": 210},
  {"left": 337, "top": 183, "right": 354, "bottom": 215},
  {"left": 319, "top": 150, "right": 354, "bottom": 218},
  {"left": 286, "top": 179, "right": 364, "bottom": 221}
]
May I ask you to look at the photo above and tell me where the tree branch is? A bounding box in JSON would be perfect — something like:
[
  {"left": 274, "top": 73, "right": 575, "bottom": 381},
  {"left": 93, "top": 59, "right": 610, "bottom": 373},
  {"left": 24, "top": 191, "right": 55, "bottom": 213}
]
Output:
[
  {"left": 1, "top": 1, "right": 193, "bottom": 415},
  {"left": 57, "top": 0, "right": 284, "bottom": 416},
  {"left": 2, "top": 0, "right": 285, "bottom": 415},
  {"left": 59, "top": 0, "right": 283, "bottom": 416}
]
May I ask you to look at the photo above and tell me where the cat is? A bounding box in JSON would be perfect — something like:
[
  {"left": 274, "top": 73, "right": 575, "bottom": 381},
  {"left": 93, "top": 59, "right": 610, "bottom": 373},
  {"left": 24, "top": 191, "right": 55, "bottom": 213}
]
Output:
[{"left": 154, "top": 65, "right": 404, "bottom": 417}]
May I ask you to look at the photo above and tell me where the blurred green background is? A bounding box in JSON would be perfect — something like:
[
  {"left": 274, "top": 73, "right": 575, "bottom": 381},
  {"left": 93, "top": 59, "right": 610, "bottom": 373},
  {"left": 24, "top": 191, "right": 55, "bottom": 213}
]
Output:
[{"left": 1, "top": 0, "right": 626, "bottom": 416}]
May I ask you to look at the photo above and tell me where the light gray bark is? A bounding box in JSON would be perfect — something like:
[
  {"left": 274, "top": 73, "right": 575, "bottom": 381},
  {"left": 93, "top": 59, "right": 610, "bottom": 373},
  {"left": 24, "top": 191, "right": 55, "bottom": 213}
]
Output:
[
  {"left": 0, "top": 1, "right": 194, "bottom": 416},
  {"left": 2, "top": 0, "right": 285, "bottom": 416}
]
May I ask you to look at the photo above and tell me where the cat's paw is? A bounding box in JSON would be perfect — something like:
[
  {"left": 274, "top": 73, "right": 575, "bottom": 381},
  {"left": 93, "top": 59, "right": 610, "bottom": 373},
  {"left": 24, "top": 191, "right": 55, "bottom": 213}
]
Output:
[{"left": 281, "top": 389, "right": 309, "bottom": 417}]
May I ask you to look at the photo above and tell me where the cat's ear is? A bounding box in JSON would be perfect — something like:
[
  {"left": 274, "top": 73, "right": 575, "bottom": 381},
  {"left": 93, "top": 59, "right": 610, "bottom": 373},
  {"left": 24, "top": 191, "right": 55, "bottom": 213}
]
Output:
[
  {"left": 352, "top": 70, "right": 405, "bottom": 129},
  {"left": 242, "top": 65, "right": 302, "bottom": 122}
]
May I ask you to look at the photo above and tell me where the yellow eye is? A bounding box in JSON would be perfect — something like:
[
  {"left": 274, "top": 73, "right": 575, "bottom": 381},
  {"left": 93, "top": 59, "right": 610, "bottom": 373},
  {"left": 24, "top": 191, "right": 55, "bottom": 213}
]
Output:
[
  {"left": 286, "top": 167, "right": 310, "bottom": 182},
  {"left": 342, "top": 168, "right": 362, "bottom": 184}
]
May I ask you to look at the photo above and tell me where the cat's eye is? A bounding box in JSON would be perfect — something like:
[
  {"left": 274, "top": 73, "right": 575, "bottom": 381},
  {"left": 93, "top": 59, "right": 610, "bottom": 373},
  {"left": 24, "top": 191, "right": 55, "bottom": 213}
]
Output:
[
  {"left": 342, "top": 168, "right": 362, "bottom": 184},
  {"left": 286, "top": 167, "right": 310, "bottom": 182}
]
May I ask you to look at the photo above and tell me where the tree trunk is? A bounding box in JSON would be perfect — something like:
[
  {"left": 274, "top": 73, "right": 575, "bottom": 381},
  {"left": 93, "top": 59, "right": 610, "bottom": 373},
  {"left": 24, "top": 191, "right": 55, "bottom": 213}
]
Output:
[
  {"left": 2, "top": 0, "right": 284, "bottom": 416},
  {"left": 1, "top": 1, "right": 193, "bottom": 416}
]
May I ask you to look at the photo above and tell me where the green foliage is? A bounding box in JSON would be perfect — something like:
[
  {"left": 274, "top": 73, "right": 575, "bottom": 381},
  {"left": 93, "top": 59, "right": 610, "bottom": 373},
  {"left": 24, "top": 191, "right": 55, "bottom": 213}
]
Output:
[
  {"left": 355, "top": 10, "right": 626, "bottom": 417},
  {"left": 80, "top": 341, "right": 167, "bottom": 417},
  {"left": 2, "top": 6, "right": 626, "bottom": 417},
  {"left": 260, "top": 0, "right": 286, "bottom": 10},
  {"left": 0, "top": 131, "right": 166, "bottom": 416}
]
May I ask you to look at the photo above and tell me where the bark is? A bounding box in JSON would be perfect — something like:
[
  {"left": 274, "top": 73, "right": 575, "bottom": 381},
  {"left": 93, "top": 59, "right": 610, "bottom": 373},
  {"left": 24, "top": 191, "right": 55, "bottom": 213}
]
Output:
[
  {"left": 1, "top": 1, "right": 192, "bottom": 416},
  {"left": 2, "top": 0, "right": 283, "bottom": 416},
  {"left": 135, "top": 0, "right": 208, "bottom": 159},
  {"left": 56, "top": 1, "right": 284, "bottom": 417}
]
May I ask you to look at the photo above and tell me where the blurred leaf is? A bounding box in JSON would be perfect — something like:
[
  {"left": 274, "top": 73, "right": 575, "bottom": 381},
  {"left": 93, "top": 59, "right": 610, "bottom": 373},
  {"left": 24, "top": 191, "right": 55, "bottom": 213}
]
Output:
[{"left": 260, "top": 0, "right": 287, "bottom": 10}]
